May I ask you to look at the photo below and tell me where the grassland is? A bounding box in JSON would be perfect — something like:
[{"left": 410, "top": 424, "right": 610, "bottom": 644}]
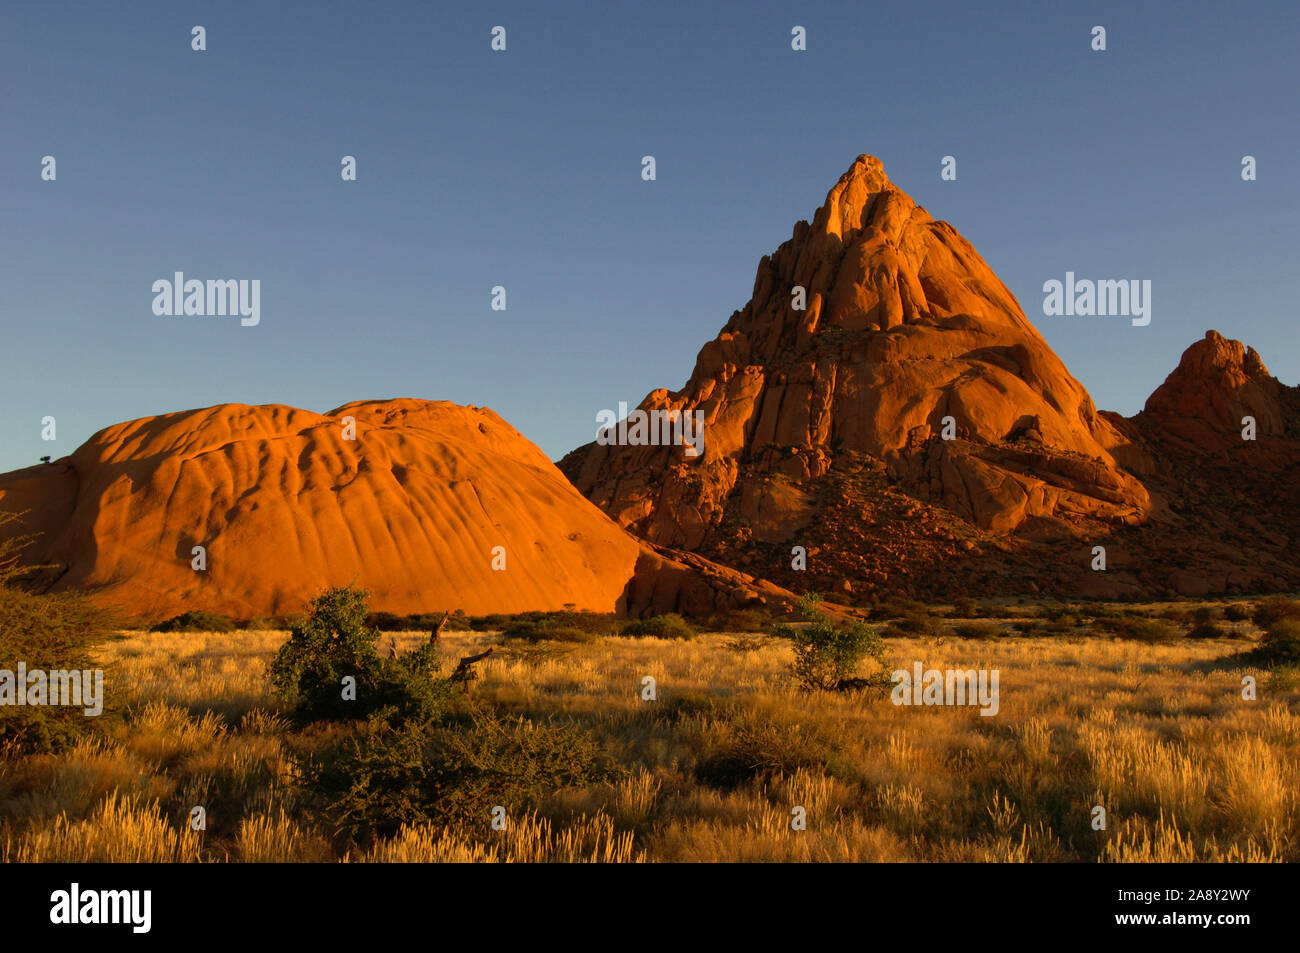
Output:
[{"left": 2, "top": 605, "right": 1297, "bottom": 862}]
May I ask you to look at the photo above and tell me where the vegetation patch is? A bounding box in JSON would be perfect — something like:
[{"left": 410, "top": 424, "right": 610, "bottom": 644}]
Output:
[
  {"left": 622, "top": 613, "right": 698, "bottom": 641},
  {"left": 268, "top": 586, "right": 455, "bottom": 725},
  {"left": 296, "top": 711, "right": 620, "bottom": 844},
  {"left": 775, "top": 595, "right": 890, "bottom": 691}
]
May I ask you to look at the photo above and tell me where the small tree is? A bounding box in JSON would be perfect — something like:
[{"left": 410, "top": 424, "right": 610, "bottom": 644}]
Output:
[
  {"left": 268, "top": 585, "right": 454, "bottom": 724},
  {"left": 1, "top": 511, "right": 116, "bottom": 753},
  {"left": 622, "top": 612, "right": 697, "bottom": 640},
  {"left": 775, "top": 594, "right": 889, "bottom": 691}
]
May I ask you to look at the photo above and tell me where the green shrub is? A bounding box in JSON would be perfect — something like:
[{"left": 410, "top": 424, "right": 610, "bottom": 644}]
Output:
[
  {"left": 367, "top": 610, "right": 473, "bottom": 632},
  {"left": 152, "top": 610, "right": 237, "bottom": 633},
  {"left": 1190, "top": 605, "right": 1223, "bottom": 624},
  {"left": 622, "top": 613, "right": 697, "bottom": 640},
  {"left": 1254, "top": 618, "right": 1300, "bottom": 667},
  {"left": 885, "top": 609, "right": 946, "bottom": 639},
  {"left": 952, "top": 620, "right": 1001, "bottom": 640},
  {"left": 500, "top": 618, "right": 595, "bottom": 643},
  {"left": 1114, "top": 618, "right": 1181, "bottom": 644},
  {"left": 657, "top": 692, "right": 724, "bottom": 722},
  {"left": 297, "top": 710, "right": 620, "bottom": 843},
  {"left": 694, "top": 714, "right": 836, "bottom": 790},
  {"left": 867, "top": 598, "right": 926, "bottom": 621},
  {"left": 0, "top": 586, "right": 117, "bottom": 754},
  {"left": 268, "top": 585, "right": 455, "bottom": 725},
  {"left": 1042, "top": 615, "right": 1080, "bottom": 634},
  {"left": 0, "top": 512, "right": 119, "bottom": 753},
  {"left": 774, "top": 595, "right": 888, "bottom": 691},
  {"left": 1186, "top": 622, "right": 1228, "bottom": 640},
  {"left": 1253, "top": 597, "right": 1300, "bottom": 629}
]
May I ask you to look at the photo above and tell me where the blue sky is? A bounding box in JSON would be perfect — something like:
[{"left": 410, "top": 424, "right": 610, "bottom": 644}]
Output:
[{"left": 2, "top": 0, "right": 1296, "bottom": 472}]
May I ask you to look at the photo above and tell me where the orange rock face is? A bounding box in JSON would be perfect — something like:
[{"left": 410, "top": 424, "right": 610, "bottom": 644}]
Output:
[
  {"left": 0, "top": 400, "right": 651, "bottom": 621},
  {"left": 561, "top": 157, "right": 1300, "bottom": 601},
  {"left": 0, "top": 399, "right": 806, "bottom": 621},
  {"left": 562, "top": 155, "right": 1150, "bottom": 564},
  {"left": 1141, "top": 330, "right": 1290, "bottom": 453},
  {"left": 4, "top": 158, "right": 1296, "bottom": 612},
  {"left": 1107, "top": 331, "right": 1300, "bottom": 597}
]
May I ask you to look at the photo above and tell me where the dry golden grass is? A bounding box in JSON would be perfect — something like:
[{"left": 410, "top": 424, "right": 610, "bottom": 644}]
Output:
[{"left": 2, "top": 619, "right": 1296, "bottom": 862}]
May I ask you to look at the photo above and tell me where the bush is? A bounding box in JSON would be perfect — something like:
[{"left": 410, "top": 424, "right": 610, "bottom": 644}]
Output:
[
  {"left": 297, "top": 710, "right": 620, "bottom": 843},
  {"left": 1114, "top": 618, "right": 1181, "bottom": 644},
  {"left": 0, "top": 585, "right": 118, "bottom": 754},
  {"left": 952, "top": 620, "right": 1001, "bottom": 640},
  {"left": 706, "top": 607, "right": 775, "bottom": 633},
  {"left": 1041, "top": 615, "right": 1080, "bottom": 634},
  {"left": 885, "top": 609, "right": 946, "bottom": 639},
  {"left": 1254, "top": 618, "right": 1300, "bottom": 667},
  {"left": 622, "top": 613, "right": 697, "bottom": 640},
  {"left": 1190, "top": 605, "right": 1223, "bottom": 624},
  {"left": 867, "top": 598, "right": 926, "bottom": 621},
  {"left": 1253, "top": 597, "right": 1300, "bottom": 629},
  {"left": 267, "top": 585, "right": 455, "bottom": 725},
  {"left": 950, "top": 597, "right": 979, "bottom": 618},
  {"left": 1037, "top": 603, "right": 1076, "bottom": 622},
  {"left": 367, "top": 610, "right": 473, "bottom": 632},
  {"left": 500, "top": 618, "right": 595, "bottom": 643},
  {"left": 1223, "top": 603, "right": 1253, "bottom": 622},
  {"left": 774, "top": 595, "right": 889, "bottom": 691},
  {"left": 694, "top": 715, "right": 836, "bottom": 790},
  {"left": 0, "top": 512, "right": 119, "bottom": 753},
  {"left": 469, "top": 609, "right": 616, "bottom": 636},
  {"left": 152, "top": 610, "right": 237, "bottom": 633},
  {"left": 1080, "top": 603, "right": 1122, "bottom": 621},
  {"left": 1186, "top": 622, "right": 1228, "bottom": 640}
]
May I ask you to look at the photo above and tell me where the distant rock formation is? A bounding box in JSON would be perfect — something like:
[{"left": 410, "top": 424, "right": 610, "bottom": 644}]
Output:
[
  {"left": 1109, "top": 331, "right": 1300, "bottom": 597},
  {"left": 562, "top": 157, "right": 1299, "bottom": 601},
  {"left": 1140, "top": 330, "right": 1291, "bottom": 453}
]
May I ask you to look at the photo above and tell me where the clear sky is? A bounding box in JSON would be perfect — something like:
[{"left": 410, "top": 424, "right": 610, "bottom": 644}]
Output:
[{"left": 2, "top": 0, "right": 1296, "bottom": 473}]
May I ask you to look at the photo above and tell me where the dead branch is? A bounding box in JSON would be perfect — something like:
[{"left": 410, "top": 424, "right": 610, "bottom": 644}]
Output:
[
  {"left": 450, "top": 648, "right": 493, "bottom": 692},
  {"left": 428, "top": 611, "right": 452, "bottom": 646}
]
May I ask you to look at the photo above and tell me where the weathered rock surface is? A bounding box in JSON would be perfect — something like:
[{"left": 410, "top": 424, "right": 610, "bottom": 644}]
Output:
[
  {"left": 562, "top": 158, "right": 1299, "bottom": 601},
  {"left": 1106, "top": 332, "right": 1300, "bottom": 597},
  {"left": 1140, "top": 330, "right": 1291, "bottom": 454},
  {"left": 562, "top": 156, "right": 1156, "bottom": 595},
  {"left": 4, "top": 157, "right": 1297, "bottom": 613},
  {"left": 0, "top": 399, "right": 800, "bottom": 621}
]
